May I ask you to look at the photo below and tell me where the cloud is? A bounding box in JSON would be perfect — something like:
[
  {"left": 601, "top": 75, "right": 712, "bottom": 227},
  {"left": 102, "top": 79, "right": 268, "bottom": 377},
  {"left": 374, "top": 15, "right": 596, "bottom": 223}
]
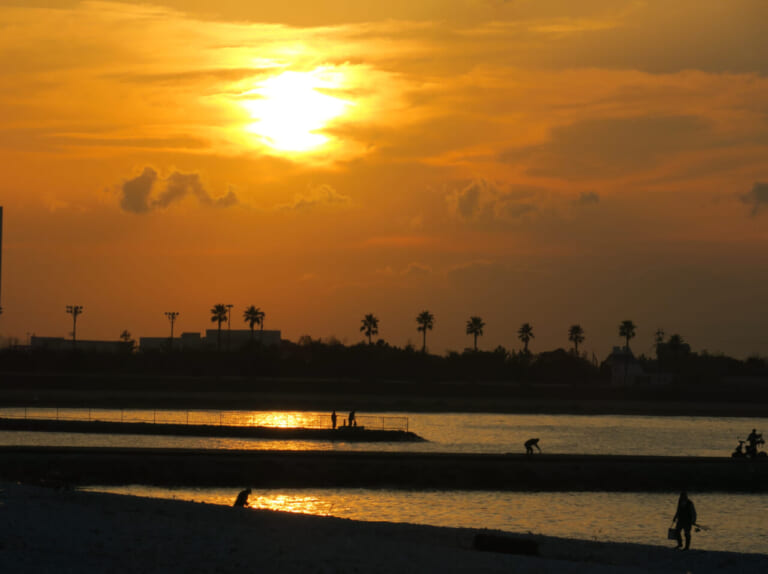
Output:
[
  {"left": 574, "top": 191, "right": 600, "bottom": 206},
  {"left": 120, "top": 167, "right": 158, "bottom": 214},
  {"left": 118, "top": 167, "right": 238, "bottom": 213},
  {"left": 277, "top": 184, "right": 350, "bottom": 211},
  {"left": 447, "top": 179, "right": 541, "bottom": 225},
  {"left": 741, "top": 182, "right": 768, "bottom": 216},
  {"left": 402, "top": 262, "right": 432, "bottom": 276},
  {"left": 502, "top": 115, "right": 710, "bottom": 180}
]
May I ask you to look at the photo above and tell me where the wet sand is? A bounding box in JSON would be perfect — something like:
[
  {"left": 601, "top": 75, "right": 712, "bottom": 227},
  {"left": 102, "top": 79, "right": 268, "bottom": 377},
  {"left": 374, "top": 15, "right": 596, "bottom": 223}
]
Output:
[{"left": 1, "top": 482, "right": 765, "bottom": 573}]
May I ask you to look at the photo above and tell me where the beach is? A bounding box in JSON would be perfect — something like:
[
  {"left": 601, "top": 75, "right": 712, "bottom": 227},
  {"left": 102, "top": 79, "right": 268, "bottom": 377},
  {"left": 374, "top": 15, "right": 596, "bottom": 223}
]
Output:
[{"left": 1, "top": 482, "right": 766, "bottom": 573}]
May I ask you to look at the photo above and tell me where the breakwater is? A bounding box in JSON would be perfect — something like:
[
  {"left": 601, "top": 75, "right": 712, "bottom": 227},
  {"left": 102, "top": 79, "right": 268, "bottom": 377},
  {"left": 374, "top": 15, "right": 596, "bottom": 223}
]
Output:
[
  {"left": 0, "top": 417, "right": 422, "bottom": 442},
  {"left": 1, "top": 447, "right": 765, "bottom": 491}
]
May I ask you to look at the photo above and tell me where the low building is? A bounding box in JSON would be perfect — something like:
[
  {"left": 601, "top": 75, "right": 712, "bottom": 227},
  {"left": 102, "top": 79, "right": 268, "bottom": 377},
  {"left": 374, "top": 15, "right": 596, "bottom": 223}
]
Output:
[
  {"left": 140, "top": 332, "right": 203, "bottom": 352},
  {"left": 204, "top": 329, "right": 281, "bottom": 349},
  {"left": 604, "top": 346, "right": 645, "bottom": 385}
]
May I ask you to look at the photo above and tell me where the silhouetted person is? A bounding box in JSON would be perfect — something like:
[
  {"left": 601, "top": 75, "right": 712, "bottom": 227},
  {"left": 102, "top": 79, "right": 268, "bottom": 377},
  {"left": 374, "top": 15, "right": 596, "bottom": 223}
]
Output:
[
  {"left": 331, "top": 410, "right": 337, "bottom": 430},
  {"left": 746, "top": 428, "right": 763, "bottom": 457},
  {"left": 733, "top": 440, "right": 745, "bottom": 458},
  {"left": 524, "top": 438, "right": 541, "bottom": 455},
  {"left": 349, "top": 411, "right": 356, "bottom": 427},
  {"left": 672, "top": 491, "right": 697, "bottom": 550},
  {"left": 233, "top": 488, "right": 251, "bottom": 508}
]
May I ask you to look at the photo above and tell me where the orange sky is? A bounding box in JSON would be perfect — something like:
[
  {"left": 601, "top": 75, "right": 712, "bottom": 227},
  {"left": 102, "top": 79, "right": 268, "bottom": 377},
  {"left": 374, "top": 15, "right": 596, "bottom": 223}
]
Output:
[{"left": 1, "top": 0, "right": 767, "bottom": 358}]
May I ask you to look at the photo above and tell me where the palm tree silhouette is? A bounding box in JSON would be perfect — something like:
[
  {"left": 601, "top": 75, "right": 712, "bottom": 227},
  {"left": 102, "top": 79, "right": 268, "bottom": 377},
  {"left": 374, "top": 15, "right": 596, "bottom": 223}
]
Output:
[
  {"left": 416, "top": 310, "right": 435, "bottom": 353},
  {"left": 210, "top": 304, "right": 228, "bottom": 351},
  {"left": 360, "top": 313, "right": 379, "bottom": 345},
  {"left": 466, "top": 316, "right": 485, "bottom": 351},
  {"left": 243, "top": 305, "right": 265, "bottom": 343},
  {"left": 518, "top": 323, "right": 534, "bottom": 354},
  {"left": 619, "top": 320, "right": 637, "bottom": 351},
  {"left": 568, "top": 324, "right": 585, "bottom": 355}
]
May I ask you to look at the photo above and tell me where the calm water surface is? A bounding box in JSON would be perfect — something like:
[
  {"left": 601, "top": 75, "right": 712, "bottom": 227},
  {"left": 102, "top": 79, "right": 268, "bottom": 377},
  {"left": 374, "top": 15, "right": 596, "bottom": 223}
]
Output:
[
  {"left": 1, "top": 409, "right": 766, "bottom": 457},
  {"left": 4, "top": 408, "right": 766, "bottom": 554},
  {"left": 83, "top": 486, "right": 768, "bottom": 555}
]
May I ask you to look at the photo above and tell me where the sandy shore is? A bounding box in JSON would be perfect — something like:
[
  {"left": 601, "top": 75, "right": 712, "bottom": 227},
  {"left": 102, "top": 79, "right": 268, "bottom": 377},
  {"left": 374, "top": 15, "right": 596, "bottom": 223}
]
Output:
[{"left": 1, "top": 483, "right": 765, "bottom": 573}]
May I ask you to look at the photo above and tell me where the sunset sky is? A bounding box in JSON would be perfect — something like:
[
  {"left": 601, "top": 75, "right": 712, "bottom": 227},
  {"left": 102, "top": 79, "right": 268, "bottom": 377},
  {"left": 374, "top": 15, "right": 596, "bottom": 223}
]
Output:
[{"left": 1, "top": 0, "right": 767, "bottom": 358}]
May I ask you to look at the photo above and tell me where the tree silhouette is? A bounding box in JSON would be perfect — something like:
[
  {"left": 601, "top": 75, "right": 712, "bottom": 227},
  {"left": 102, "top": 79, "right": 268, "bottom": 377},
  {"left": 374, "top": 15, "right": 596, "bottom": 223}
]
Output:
[
  {"left": 619, "top": 320, "right": 637, "bottom": 351},
  {"left": 360, "top": 313, "right": 379, "bottom": 345},
  {"left": 416, "top": 310, "right": 435, "bottom": 353},
  {"left": 466, "top": 316, "right": 485, "bottom": 351},
  {"left": 518, "top": 323, "right": 535, "bottom": 354},
  {"left": 568, "top": 324, "right": 585, "bottom": 355},
  {"left": 210, "top": 304, "right": 228, "bottom": 351},
  {"left": 119, "top": 329, "right": 135, "bottom": 352},
  {"left": 243, "top": 305, "right": 265, "bottom": 343}
]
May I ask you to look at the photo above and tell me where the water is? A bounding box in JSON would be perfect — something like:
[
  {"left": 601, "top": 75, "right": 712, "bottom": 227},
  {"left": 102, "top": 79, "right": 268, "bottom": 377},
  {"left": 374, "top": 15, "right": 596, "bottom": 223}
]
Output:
[
  {"left": 4, "top": 408, "right": 767, "bottom": 554},
  {"left": 1, "top": 409, "right": 765, "bottom": 457},
  {"left": 82, "top": 485, "right": 768, "bottom": 555}
]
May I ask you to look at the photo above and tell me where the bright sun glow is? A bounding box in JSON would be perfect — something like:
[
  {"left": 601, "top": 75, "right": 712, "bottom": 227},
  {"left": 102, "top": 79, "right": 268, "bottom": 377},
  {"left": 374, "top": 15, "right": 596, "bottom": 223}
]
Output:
[{"left": 242, "top": 69, "right": 353, "bottom": 153}]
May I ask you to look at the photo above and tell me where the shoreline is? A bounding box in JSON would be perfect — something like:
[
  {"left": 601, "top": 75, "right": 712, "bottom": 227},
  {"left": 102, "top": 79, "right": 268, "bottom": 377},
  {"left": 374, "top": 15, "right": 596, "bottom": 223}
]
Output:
[{"left": 1, "top": 482, "right": 766, "bottom": 573}]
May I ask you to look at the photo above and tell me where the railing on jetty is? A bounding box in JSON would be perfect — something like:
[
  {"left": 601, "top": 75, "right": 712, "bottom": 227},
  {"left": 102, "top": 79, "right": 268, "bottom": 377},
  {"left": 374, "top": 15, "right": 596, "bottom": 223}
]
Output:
[{"left": 0, "top": 407, "right": 409, "bottom": 433}]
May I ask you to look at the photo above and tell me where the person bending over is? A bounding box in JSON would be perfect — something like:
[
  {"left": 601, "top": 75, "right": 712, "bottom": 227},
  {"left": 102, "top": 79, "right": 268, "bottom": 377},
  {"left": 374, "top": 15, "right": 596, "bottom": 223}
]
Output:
[{"left": 524, "top": 438, "right": 541, "bottom": 456}]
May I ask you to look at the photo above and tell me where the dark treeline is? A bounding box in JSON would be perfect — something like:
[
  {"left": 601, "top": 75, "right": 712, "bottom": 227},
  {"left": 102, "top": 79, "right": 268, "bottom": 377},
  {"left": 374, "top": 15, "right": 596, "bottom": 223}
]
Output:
[{"left": 0, "top": 336, "right": 766, "bottom": 386}]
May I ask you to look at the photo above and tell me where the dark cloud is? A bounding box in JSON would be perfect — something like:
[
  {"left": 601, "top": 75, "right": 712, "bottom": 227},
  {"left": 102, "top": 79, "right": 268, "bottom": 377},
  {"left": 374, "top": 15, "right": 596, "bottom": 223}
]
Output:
[
  {"left": 118, "top": 167, "right": 238, "bottom": 213},
  {"left": 120, "top": 167, "right": 157, "bottom": 214},
  {"left": 741, "top": 182, "right": 768, "bottom": 216},
  {"left": 574, "top": 192, "right": 600, "bottom": 206},
  {"left": 501, "top": 115, "right": 709, "bottom": 179},
  {"left": 277, "top": 184, "right": 350, "bottom": 211},
  {"left": 401, "top": 262, "right": 432, "bottom": 276},
  {"left": 447, "top": 180, "right": 541, "bottom": 225}
]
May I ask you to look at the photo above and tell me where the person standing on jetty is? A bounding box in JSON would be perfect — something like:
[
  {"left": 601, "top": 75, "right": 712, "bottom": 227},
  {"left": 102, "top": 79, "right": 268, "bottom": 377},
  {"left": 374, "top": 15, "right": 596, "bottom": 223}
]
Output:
[
  {"left": 671, "top": 491, "right": 697, "bottom": 550},
  {"left": 331, "top": 410, "right": 337, "bottom": 430},
  {"left": 349, "top": 410, "right": 356, "bottom": 427}
]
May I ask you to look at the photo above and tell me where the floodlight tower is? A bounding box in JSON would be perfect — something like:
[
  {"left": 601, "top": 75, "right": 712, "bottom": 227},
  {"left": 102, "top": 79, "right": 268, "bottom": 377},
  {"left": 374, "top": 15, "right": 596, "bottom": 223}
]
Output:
[
  {"left": 165, "top": 311, "right": 179, "bottom": 349},
  {"left": 66, "top": 305, "right": 84, "bottom": 347}
]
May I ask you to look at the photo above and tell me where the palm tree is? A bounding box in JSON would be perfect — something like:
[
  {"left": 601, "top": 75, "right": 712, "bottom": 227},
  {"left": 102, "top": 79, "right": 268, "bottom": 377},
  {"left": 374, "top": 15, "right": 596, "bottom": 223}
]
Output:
[
  {"left": 360, "top": 313, "right": 379, "bottom": 345},
  {"left": 243, "top": 305, "right": 265, "bottom": 343},
  {"left": 518, "top": 322, "right": 534, "bottom": 354},
  {"left": 466, "top": 316, "right": 485, "bottom": 351},
  {"left": 619, "top": 320, "right": 637, "bottom": 351},
  {"left": 416, "top": 310, "right": 435, "bottom": 353},
  {"left": 210, "top": 303, "right": 228, "bottom": 350},
  {"left": 568, "top": 324, "right": 585, "bottom": 355}
]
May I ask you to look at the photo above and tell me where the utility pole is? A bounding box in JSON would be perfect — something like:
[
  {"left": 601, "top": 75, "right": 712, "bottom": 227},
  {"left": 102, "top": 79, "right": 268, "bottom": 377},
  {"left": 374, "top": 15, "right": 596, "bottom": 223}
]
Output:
[
  {"left": 225, "top": 304, "right": 234, "bottom": 351},
  {"left": 66, "top": 305, "right": 83, "bottom": 348},
  {"left": 165, "top": 311, "right": 179, "bottom": 350}
]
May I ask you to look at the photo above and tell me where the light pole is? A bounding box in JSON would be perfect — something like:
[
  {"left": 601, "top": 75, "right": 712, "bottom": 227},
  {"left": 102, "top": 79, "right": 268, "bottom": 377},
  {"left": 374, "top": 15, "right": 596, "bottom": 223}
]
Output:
[
  {"left": 165, "top": 311, "right": 179, "bottom": 350},
  {"left": 225, "top": 303, "right": 234, "bottom": 351},
  {"left": 66, "top": 305, "right": 83, "bottom": 348}
]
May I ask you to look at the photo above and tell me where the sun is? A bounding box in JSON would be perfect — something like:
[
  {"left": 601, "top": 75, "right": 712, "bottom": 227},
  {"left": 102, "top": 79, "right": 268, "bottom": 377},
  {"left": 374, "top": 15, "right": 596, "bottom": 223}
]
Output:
[{"left": 241, "top": 68, "right": 353, "bottom": 153}]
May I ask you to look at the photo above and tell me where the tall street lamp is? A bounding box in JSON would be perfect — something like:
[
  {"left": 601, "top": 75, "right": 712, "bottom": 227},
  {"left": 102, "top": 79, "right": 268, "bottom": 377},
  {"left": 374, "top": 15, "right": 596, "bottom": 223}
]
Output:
[
  {"left": 66, "top": 305, "right": 83, "bottom": 348},
  {"left": 165, "top": 311, "right": 179, "bottom": 350}
]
